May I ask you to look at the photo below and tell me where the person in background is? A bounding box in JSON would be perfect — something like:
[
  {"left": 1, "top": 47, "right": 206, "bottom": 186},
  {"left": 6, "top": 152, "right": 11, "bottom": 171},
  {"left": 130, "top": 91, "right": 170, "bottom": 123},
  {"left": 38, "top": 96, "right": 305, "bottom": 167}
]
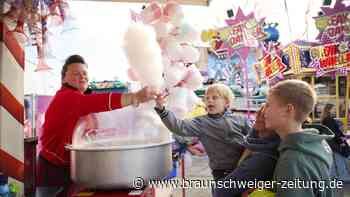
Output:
[
  {"left": 321, "top": 103, "right": 350, "bottom": 181},
  {"left": 320, "top": 103, "right": 348, "bottom": 155},
  {"left": 36, "top": 55, "right": 158, "bottom": 197},
  {"left": 24, "top": 98, "right": 32, "bottom": 138},
  {"left": 321, "top": 104, "right": 342, "bottom": 135}
]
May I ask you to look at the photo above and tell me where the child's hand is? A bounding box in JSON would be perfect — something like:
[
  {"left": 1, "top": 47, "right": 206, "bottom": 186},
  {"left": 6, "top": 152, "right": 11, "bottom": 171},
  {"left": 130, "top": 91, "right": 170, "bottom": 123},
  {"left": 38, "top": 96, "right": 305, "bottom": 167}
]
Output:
[
  {"left": 254, "top": 104, "right": 275, "bottom": 137},
  {"left": 155, "top": 91, "right": 169, "bottom": 110}
]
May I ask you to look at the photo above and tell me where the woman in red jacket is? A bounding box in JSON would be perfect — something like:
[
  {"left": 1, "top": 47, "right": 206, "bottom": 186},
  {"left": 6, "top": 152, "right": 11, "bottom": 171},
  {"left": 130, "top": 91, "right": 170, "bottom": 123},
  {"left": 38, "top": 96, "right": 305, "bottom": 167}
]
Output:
[{"left": 36, "top": 55, "right": 157, "bottom": 197}]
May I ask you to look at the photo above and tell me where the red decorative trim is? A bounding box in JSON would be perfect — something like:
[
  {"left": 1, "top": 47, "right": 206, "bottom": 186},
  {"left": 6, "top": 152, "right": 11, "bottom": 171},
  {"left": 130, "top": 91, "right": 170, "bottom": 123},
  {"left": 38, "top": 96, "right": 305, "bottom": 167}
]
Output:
[
  {"left": 0, "top": 148, "right": 24, "bottom": 182},
  {"left": 0, "top": 22, "right": 3, "bottom": 42},
  {"left": 0, "top": 21, "right": 25, "bottom": 70},
  {"left": 0, "top": 83, "right": 24, "bottom": 125}
]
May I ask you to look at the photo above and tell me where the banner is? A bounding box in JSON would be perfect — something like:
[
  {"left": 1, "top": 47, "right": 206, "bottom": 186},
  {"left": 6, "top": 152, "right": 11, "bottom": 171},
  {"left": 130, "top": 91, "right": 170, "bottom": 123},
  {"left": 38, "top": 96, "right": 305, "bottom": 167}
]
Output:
[
  {"left": 201, "top": 8, "right": 266, "bottom": 56},
  {"left": 261, "top": 54, "right": 287, "bottom": 80},
  {"left": 310, "top": 42, "right": 350, "bottom": 76},
  {"left": 314, "top": 0, "right": 350, "bottom": 43}
]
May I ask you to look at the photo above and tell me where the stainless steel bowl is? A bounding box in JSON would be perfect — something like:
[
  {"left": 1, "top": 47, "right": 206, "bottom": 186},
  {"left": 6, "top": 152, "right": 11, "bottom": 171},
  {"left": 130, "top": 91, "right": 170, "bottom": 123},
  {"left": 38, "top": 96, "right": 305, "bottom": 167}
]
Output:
[{"left": 66, "top": 141, "right": 173, "bottom": 189}]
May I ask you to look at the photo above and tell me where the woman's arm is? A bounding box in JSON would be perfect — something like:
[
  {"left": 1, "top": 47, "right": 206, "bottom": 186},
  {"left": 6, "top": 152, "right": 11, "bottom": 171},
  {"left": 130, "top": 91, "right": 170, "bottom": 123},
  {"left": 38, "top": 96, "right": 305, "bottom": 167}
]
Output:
[{"left": 76, "top": 87, "right": 157, "bottom": 116}]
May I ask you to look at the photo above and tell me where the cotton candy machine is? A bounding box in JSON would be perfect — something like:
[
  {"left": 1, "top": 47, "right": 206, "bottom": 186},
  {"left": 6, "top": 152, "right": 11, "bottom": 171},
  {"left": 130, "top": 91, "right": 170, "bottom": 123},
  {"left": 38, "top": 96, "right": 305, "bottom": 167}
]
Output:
[
  {"left": 66, "top": 104, "right": 173, "bottom": 189},
  {"left": 66, "top": 141, "right": 172, "bottom": 189}
]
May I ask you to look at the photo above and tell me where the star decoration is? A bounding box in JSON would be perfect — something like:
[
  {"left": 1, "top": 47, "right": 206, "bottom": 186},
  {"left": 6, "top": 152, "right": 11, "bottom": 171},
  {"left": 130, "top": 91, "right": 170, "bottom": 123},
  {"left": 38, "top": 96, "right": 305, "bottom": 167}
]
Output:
[
  {"left": 314, "top": 0, "right": 350, "bottom": 43},
  {"left": 225, "top": 8, "right": 256, "bottom": 26}
]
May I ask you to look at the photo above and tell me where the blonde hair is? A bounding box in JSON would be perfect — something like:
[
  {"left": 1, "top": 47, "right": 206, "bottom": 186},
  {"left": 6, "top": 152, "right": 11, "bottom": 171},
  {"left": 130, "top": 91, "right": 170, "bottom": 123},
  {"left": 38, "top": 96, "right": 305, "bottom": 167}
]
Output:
[
  {"left": 270, "top": 79, "right": 317, "bottom": 122},
  {"left": 205, "top": 83, "right": 235, "bottom": 108}
]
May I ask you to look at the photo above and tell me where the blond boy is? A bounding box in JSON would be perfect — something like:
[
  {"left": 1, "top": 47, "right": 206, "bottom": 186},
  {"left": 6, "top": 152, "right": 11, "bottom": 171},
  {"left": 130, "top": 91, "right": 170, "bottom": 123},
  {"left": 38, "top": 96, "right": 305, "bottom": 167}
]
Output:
[
  {"left": 155, "top": 83, "right": 251, "bottom": 181},
  {"left": 264, "top": 80, "right": 334, "bottom": 197}
]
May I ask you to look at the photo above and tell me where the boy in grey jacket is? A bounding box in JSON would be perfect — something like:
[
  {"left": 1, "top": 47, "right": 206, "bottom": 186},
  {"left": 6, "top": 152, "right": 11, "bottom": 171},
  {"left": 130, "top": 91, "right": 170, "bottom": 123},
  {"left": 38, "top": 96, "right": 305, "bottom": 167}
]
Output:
[{"left": 155, "top": 84, "right": 251, "bottom": 181}]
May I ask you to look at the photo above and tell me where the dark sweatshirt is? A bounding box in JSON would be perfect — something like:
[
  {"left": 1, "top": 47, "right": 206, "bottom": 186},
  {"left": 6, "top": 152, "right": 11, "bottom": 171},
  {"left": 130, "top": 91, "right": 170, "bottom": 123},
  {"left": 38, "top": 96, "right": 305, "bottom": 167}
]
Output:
[
  {"left": 273, "top": 126, "right": 334, "bottom": 197},
  {"left": 214, "top": 129, "right": 280, "bottom": 197},
  {"left": 321, "top": 117, "right": 350, "bottom": 157}
]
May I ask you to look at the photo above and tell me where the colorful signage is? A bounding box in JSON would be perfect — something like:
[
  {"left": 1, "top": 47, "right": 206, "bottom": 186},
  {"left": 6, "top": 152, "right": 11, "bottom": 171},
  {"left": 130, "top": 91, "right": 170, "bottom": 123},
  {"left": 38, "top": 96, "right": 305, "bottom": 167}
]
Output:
[
  {"left": 314, "top": 0, "right": 350, "bottom": 43},
  {"left": 261, "top": 54, "right": 287, "bottom": 79},
  {"left": 310, "top": 42, "right": 350, "bottom": 75},
  {"left": 201, "top": 8, "right": 266, "bottom": 55}
]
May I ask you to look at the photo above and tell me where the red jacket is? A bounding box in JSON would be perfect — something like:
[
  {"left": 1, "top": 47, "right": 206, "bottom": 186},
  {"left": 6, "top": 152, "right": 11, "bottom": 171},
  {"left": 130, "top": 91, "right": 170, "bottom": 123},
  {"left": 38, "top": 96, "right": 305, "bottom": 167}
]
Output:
[{"left": 39, "top": 85, "right": 122, "bottom": 166}]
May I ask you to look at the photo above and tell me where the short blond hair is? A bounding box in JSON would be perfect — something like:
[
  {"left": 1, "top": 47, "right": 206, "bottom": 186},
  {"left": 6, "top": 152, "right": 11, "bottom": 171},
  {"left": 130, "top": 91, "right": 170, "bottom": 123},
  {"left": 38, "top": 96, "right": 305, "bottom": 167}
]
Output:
[
  {"left": 205, "top": 83, "right": 235, "bottom": 108},
  {"left": 270, "top": 79, "right": 317, "bottom": 122}
]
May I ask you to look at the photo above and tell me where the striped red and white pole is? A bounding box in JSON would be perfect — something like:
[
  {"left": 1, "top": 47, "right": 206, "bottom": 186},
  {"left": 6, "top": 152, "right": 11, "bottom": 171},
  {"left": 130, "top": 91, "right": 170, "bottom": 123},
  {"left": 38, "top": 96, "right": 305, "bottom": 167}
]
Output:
[{"left": 0, "top": 18, "right": 25, "bottom": 183}]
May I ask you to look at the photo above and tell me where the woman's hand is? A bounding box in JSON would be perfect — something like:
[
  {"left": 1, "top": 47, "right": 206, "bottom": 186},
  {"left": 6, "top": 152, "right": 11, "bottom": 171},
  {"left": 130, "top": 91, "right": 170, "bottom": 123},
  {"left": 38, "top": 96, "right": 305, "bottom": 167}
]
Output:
[
  {"left": 134, "top": 86, "right": 158, "bottom": 105},
  {"left": 121, "top": 86, "right": 158, "bottom": 107}
]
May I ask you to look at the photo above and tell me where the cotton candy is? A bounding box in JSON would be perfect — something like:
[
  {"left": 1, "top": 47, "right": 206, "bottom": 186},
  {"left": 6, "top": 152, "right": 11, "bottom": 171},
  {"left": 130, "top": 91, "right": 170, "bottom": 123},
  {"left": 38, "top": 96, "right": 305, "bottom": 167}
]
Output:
[
  {"left": 163, "top": 37, "right": 183, "bottom": 61},
  {"left": 127, "top": 68, "right": 139, "bottom": 81},
  {"left": 182, "top": 65, "right": 204, "bottom": 90},
  {"left": 173, "top": 23, "right": 200, "bottom": 43},
  {"left": 167, "top": 87, "right": 189, "bottom": 118},
  {"left": 162, "top": 56, "right": 171, "bottom": 68},
  {"left": 140, "top": 1, "right": 162, "bottom": 24},
  {"left": 180, "top": 45, "right": 200, "bottom": 63},
  {"left": 163, "top": 1, "right": 184, "bottom": 27},
  {"left": 153, "top": 21, "right": 170, "bottom": 39},
  {"left": 123, "top": 23, "right": 164, "bottom": 90},
  {"left": 186, "top": 90, "right": 201, "bottom": 111},
  {"left": 163, "top": 63, "right": 187, "bottom": 87},
  {"left": 72, "top": 106, "right": 171, "bottom": 147}
]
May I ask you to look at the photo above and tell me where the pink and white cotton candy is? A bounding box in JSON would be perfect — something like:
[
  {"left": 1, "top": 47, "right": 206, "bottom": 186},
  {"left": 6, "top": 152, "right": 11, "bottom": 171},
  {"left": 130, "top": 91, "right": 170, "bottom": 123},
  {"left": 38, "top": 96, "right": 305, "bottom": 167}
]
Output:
[
  {"left": 123, "top": 22, "right": 164, "bottom": 90},
  {"left": 125, "top": 0, "right": 204, "bottom": 116}
]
